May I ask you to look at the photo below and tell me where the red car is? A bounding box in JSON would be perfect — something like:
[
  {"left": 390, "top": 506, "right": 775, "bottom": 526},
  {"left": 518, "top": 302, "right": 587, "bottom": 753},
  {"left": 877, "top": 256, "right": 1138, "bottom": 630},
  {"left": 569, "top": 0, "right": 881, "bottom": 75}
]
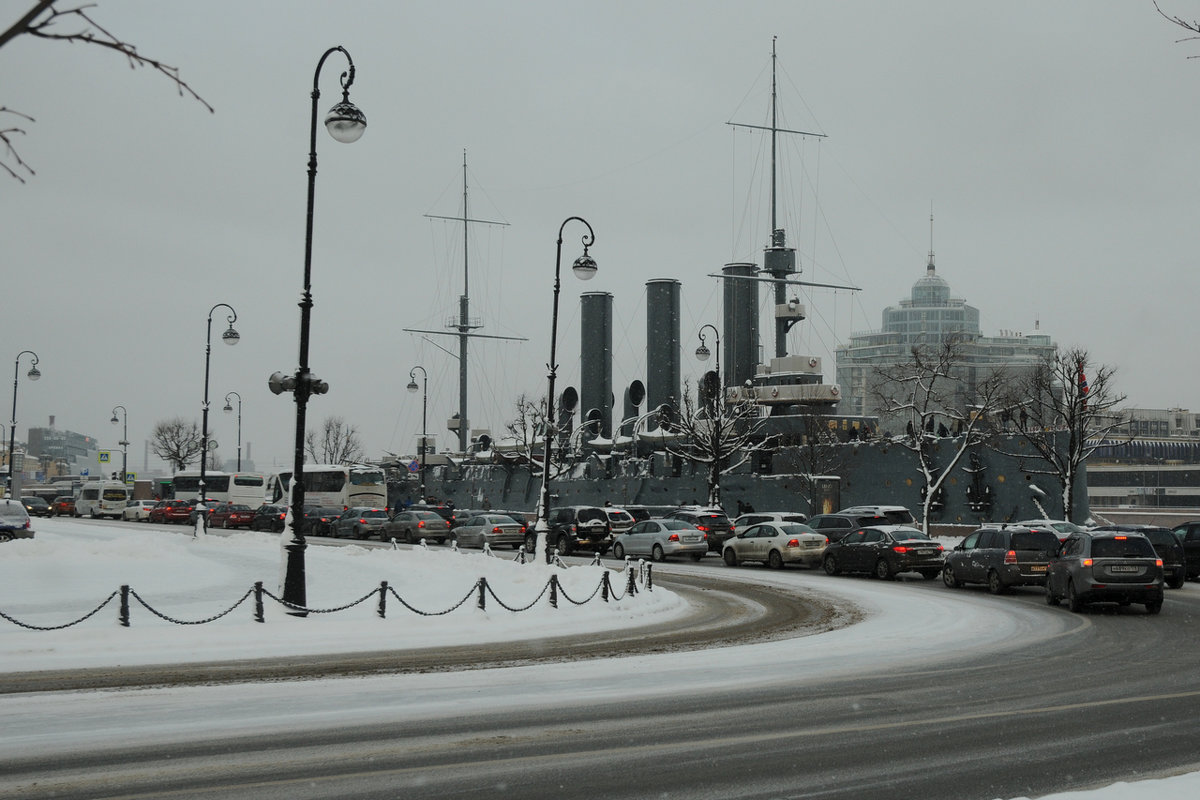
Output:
[
  {"left": 208, "top": 503, "right": 255, "bottom": 529},
  {"left": 50, "top": 496, "right": 76, "bottom": 517},
  {"left": 149, "top": 499, "right": 195, "bottom": 524}
]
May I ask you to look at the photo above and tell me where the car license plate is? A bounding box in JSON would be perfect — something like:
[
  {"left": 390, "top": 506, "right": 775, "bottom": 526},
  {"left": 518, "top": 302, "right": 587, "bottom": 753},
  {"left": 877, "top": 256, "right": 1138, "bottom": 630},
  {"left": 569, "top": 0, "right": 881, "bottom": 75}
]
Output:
[
  {"left": 917, "top": 549, "right": 934, "bottom": 555},
  {"left": 684, "top": 535, "right": 700, "bottom": 542},
  {"left": 1110, "top": 565, "right": 1140, "bottom": 573},
  {"left": 1030, "top": 565, "right": 1047, "bottom": 573}
]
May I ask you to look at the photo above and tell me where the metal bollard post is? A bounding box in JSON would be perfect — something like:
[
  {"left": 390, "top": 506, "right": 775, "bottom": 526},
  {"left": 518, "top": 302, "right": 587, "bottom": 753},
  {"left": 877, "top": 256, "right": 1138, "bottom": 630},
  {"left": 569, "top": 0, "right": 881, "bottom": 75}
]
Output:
[
  {"left": 601, "top": 570, "right": 611, "bottom": 602},
  {"left": 377, "top": 580, "right": 388, "bottom": 618},
  {"left": 549, "top": 574, "right": 559, "bottom": 608},
  {"left": 477, "top": 577, "right": 487, "bottom": 610},
  {"left": 119, "top": 585, "right": 130, "bottom": 627},
  {"left": 254, "top": 581, "right": 265, "bottom": 623},
  {"left": 517, "top": 546, "right": 527, "bottom": 565},
  {"left": 646, "top": 563, "right": 654, "bottom": 591},
  {"left": 626, "top": 566, "right": 637, "bottom": 597}
]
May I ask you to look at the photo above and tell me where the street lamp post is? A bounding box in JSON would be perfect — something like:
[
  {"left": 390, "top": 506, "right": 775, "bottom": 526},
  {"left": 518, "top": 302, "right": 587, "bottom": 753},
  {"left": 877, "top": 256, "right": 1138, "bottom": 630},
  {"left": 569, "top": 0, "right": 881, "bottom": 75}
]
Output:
[
  {"left": 533, "top": 217, "right": 597, "bottom": 563},
  {"left": 110, "top": 405, "right": 128, "bottom": 484},
  {"left": 406, "top": 367, "right": 428, "bottom": 502},
  {"left": 269, "top": 45, "right": 366, "bottom": 613},
  {"left": 695, "top": 324, "right": 721, "bottom": 417},
  {"left": 223, "top": 391, "right": 242, "bottom": 471},
  {"left": 200, "top": 304, "right": 240, "bottom": 530},
  {"left": 9, "top": 350, "right": 40, "bottom": 498}
]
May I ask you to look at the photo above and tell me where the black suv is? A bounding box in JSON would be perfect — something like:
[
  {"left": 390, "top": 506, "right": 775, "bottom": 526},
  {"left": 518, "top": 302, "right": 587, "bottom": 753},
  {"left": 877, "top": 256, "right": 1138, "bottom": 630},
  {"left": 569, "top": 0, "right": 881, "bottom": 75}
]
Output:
[
  {"left": 1169, "top": 521, "right": 1200, "bottom": 580},
  {"left": 942, "top": 526, "right": 1061, "bottom": 594},
  {"left": 1046, "top": 530, "right": 1164, "bottom": 614},
  {"left": 528, "top": 506, "right": 611, "bottom": 556},
  {"left": 666, "top": 508, "right": 735, "bottom": 552},
  {"left": 1093, "top": 525, "right": 1185, "bottom": 589},
  {"left": 249, "top": 504, "right": 288, "bottom": 532},
  {"left": 806, "top": 513, "right": 889, "bottom": 543}
]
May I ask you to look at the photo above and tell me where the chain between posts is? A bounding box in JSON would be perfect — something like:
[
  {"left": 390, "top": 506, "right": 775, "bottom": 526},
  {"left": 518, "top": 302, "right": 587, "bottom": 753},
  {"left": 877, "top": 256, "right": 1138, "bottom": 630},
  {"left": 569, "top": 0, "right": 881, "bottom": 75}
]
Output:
[{"left": 1, "top": 562, "right": 652, "bottom": 628}]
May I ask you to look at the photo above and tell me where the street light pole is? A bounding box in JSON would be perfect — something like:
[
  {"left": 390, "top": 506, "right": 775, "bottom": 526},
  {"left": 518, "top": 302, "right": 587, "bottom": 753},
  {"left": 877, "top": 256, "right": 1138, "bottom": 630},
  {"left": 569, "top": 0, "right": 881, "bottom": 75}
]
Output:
[
  {"left": 695, "top": 324, "right": 721, "bottom": 417},
  {"left": 199, "top": 304, "right": 239, "bottom": 532},
  {"left": 9, "top": 350, "right": 40, "bottom": 498},
  {"left": 406, "top": 367, "right": 428, "bottom": 502},
  {"left": 533, "top": 217, "right": 597, "bottom": 563},
  {"left": 110, "top": 405, "right": 128, "bottom": 484},
  {"left": 223, "top": 391, "right": 242, "bottom": 471},
  {"left": 271, "top": 45, "right": 366, "bottom": 613}
]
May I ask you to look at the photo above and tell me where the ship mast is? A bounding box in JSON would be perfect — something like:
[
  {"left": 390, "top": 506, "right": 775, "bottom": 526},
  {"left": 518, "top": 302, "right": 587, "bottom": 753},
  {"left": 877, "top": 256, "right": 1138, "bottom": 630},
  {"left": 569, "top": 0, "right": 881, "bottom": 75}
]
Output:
[
  {"left": 728, "top": 37, "right": 826, "bottom": 359},
  {"left": 404, "top": 151, "right": 521, "bottom": 453}
]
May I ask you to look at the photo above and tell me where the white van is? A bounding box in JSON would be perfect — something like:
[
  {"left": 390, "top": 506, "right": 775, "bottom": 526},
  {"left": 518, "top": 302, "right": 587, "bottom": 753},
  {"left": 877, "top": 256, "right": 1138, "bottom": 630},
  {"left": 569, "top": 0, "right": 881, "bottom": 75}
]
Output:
[{"left": 75, "top": 481, "right": 130, "bottom": 519}]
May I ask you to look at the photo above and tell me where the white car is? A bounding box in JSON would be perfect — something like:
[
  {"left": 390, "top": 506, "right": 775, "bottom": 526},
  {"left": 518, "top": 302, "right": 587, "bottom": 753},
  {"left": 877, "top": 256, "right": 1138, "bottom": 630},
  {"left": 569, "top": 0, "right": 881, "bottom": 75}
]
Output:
[
  {"left": 723, "top": 522, "right": 828, "bottom": 569},
  {"left": 733, "top": 511, "right": 809, "bottom": 536},
  {"left": 122, "top": 499, "right": 158, "bottom": 522},
  {"left": 611, "top": 519, "right": 708, "bottom": 562}
]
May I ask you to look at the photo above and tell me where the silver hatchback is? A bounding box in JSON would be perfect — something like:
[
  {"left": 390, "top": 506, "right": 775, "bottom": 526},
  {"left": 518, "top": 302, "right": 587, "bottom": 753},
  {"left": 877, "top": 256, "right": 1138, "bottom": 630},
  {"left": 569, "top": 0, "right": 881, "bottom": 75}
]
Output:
[{"left": 452, "top": 514, "right": 526, "bottom": 549}]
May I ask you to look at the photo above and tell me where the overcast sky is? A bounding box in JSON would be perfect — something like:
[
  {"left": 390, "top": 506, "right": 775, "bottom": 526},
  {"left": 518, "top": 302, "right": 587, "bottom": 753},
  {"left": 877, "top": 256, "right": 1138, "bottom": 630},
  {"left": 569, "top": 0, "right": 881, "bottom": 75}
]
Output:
[{"left": 2, "top": 1, "right": 1196, "bottom": 475}]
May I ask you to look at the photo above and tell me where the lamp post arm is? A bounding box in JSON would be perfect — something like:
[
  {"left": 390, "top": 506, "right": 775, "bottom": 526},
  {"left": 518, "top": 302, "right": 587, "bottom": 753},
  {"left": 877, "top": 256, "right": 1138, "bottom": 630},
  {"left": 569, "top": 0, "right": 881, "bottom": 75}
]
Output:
[{"left": 9, "top": 351, "right": 38, "bottom": 494}]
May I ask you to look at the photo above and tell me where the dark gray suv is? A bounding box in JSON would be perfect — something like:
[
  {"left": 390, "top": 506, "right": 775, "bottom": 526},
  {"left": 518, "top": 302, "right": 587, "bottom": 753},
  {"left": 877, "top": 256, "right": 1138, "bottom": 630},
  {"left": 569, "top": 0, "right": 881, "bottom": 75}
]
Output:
[
  {"left": 942, "top": 526, "right": 1061, "bottom": 594},
  {"left": 1046, "top": 531, "right": 1164, "bottom": 614}
]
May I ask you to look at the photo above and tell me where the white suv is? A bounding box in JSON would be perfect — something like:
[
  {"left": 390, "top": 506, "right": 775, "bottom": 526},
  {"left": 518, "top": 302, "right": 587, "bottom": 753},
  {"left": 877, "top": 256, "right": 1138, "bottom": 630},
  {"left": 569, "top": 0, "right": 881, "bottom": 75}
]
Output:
[{"left": 837, "top": 505, "right": 915, "bottom": 525}]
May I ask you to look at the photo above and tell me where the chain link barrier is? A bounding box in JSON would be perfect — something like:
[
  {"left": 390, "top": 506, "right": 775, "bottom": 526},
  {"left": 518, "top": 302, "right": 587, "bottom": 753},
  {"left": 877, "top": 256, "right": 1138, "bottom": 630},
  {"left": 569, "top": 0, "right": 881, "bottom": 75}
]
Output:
[{"left": 1, "top": 557, "right": 652, "bottom": 628}]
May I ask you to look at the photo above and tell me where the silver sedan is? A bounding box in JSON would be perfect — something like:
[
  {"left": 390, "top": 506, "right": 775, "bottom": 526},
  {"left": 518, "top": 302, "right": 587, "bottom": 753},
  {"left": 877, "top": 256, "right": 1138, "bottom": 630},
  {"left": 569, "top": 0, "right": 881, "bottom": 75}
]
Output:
[
  {"left": 611, "top": 519, "right": 709, "bottom": 562},
  {"left": 723, "top": 522, "right": 828, "bottom": 569},
  {"left": 451, "top": 514, "right": 526, "bottom": 549}
]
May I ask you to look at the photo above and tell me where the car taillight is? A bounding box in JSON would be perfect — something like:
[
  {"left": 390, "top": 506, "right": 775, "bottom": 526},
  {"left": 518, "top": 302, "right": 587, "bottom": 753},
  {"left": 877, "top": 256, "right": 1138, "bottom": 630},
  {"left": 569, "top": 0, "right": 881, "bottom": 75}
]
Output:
[
  {"left": 1082, "top": 558, "right": 1093, "bottom": 567},
  {"left": 1156, "top": 558, "right": 1164, "bottom": 567},
  {"left": 893, "top": 546, "right": 909, "bottom": 554},
  {"left": 668, "top": 533, "right": 680, "bottom": 542},
  {"left": 1004, "top": 550, "right": 1017, "bottom": 564},
  {"left": 358, "top": 519, "right": 367, "bottom": 524},
  {"left": 492, "top": 526, "right": 503, "bottom": 533},
  {"left": 417, "top": 520, "right": 425, "bottom": 528},
  {"left": 786, "top": 538, "right": 800, "bottom": 548},
  {"left": 520, "top": 526, "right": 527, "bottom": 534},
  {"left": 697, "top": 525, "right": 710, "bottom": 532}
]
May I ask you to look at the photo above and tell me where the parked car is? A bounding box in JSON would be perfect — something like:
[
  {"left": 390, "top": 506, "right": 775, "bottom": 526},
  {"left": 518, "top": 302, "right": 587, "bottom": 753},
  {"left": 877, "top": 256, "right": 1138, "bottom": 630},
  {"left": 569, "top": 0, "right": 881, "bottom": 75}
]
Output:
[
  {"left": 330, "top": 507, "right": 389, "bottom": 539},
  {"left": 381, "top": 509, "right": 451, "bottom": 544},
  {"left": 249, "top": 504, "right": 288, "bottom": 532},
  {"left": 836, "top": 505, "right": 916, "bottom": 525},
  {"left": 805, "top": 513, "right": 889, "bottom": 543},
  {"left": 612, "top": 518, "right": 708, "bottom": 562},
  {"left": 665, "top": 508, "right": 735, "bottom": 552},
  {"left": 0, "top": 498, "right": 34, "bottom": 542},
  {"left": 621, "top": 505, "right": 678, "bottom": 523},
  {"left": 529, "top": 505, "right": 612, "bottom": 556},
  {"left": 21, "top": 496, "right": 51, "bottom": 517},
  {"left": 1045, "top": 530, "right": 1164, "bottom": 614},
  {"left": 122, "top": 499, "right": 158, "bottom": 522},
  {"left": 49, "top": 496, "right": 75, "bottom": 517},
  {"left": 723, "top": 522, "right": 827, "bottom": 569},
  {"left": 1013, "top": 518, "right": 1087, "bottom": 541},
  {"left": 821, "top": 525, "right": 944, "bottom": 580},
  {"left": 732, "top": 511, "right": 809, "bottom": 536},
  {"left": 208, "top": 503, "right": 256, "bottom": 529},
  {"left": 941, "top": 526, "right": 1062, "bottom": 593},
  {"left": 1170, "top": 521, "right": 1200, "bottom": 580},
  {"left": 451, "top": 513, "right": 526, "bottom": 549},
  {"left": 1092, "top": 525, "right": 1185, "bottom": 589}
]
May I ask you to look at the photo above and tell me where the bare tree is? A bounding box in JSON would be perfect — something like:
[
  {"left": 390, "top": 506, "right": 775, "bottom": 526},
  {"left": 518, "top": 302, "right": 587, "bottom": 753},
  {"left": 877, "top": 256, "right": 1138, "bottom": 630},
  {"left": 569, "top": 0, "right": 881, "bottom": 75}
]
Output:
[
  {"left": 992, "top": 348, "right": 1128, "bottom": 523},
  {"left": 501, "top": 393, "right": 576, "bottom": 479},
  {"left": 1, "top": 1, "right": 212, "bottom": 182},
  {"left": 873, "top": 336, "right": 1008, "bottom": 532},
  {"left": 305, "top": 416, "right": 364, "bottom": 465},
  {"left": 1156, "top": 2, "right": 1200, "bottom": 57},
  {"left": 665, "top": 383, "right": 776, "bottom": 508},
  {"left": 151, "top": 417, "right": 202, "bottom": 473},
  {"left": 791, "top": 414, "right": 848, "bottom": 515}
]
